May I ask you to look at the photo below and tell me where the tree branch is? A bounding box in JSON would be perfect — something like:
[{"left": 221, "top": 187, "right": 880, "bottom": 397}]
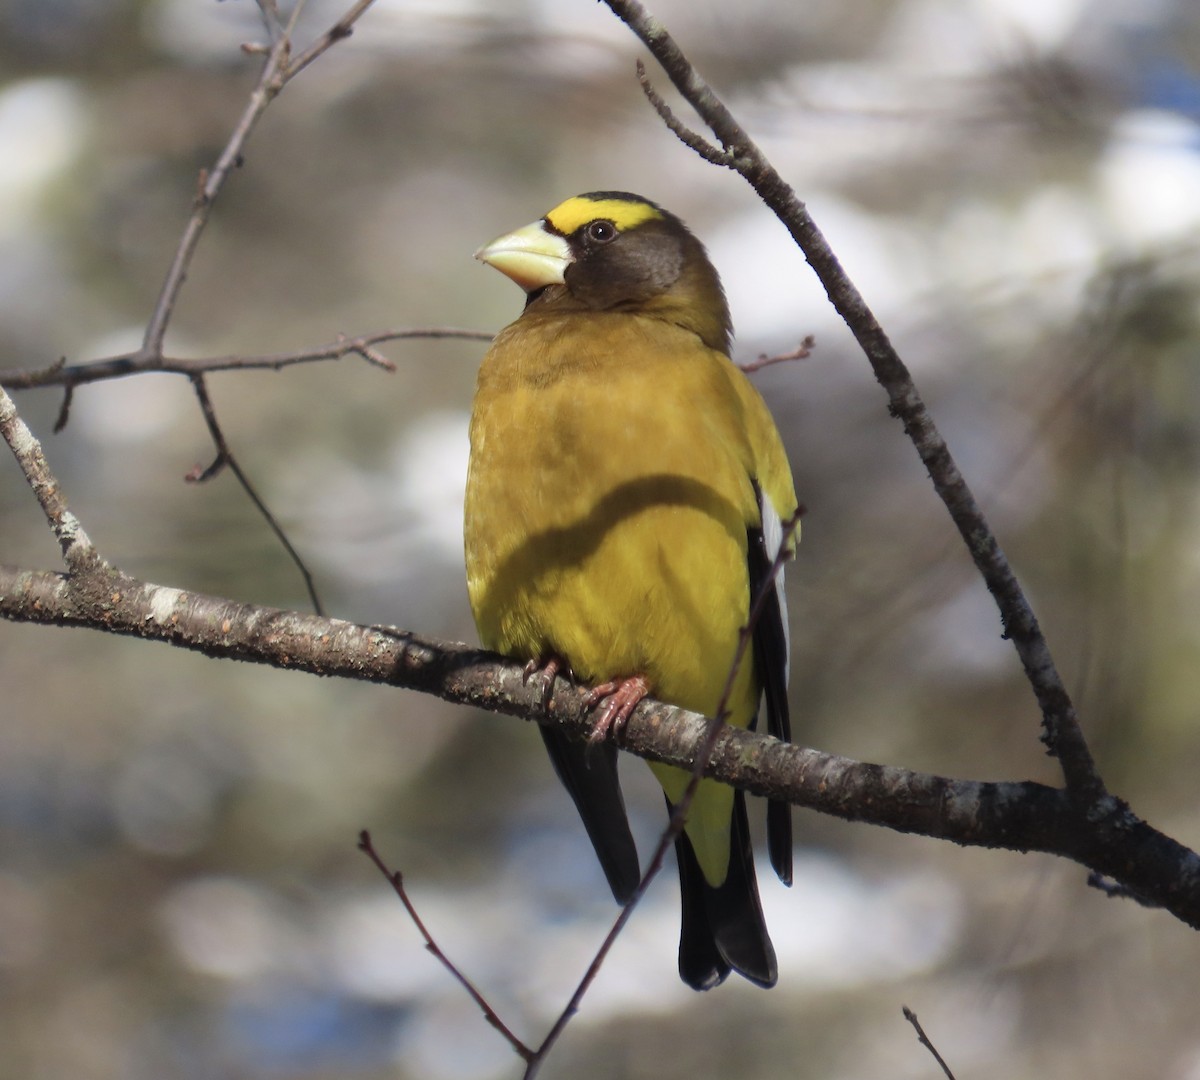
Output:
[
  {"left": 0, "top": 329, "right": 494, "bottom": 392},
  {"left": 184, "top": 373, "right": 325, "bottom": 615},
  {"left": 902, "top": 1007, "right": 958, "bottom": 1080},
  {"left": 0, "top": 388, "right": 102, "bottom": 576},
  {"left": 1, "top": 559, "right": 1198, "bottom": 928},
  {"left": 358, "top": 830, "right": 535, "bottom": 1065},
  {"left": 141, "top": 0, "right": 378, "bottom": 356},
  {"left": 603, "top": 0, "right": 1104, "bottom": 808},
  {"left": 0, "top": 0, "right": 398, "bottom": 618}
]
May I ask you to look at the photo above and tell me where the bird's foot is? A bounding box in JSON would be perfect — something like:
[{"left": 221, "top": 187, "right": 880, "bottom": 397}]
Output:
[
  {"left": 523, "top": 655, "right": 569, "bottom": 713},
  {"left": 585, "top": 675, "right": 650, "bottom": 745}
]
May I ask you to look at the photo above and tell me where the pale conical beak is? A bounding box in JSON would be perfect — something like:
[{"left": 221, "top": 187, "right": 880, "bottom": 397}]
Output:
[{"left": 474, "top": 219, "right": 572, "bottom": 292}]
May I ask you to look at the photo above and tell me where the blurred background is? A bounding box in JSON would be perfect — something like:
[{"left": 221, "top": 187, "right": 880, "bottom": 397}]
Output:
[{"left": 2, "top": 0, "right": 1200, "bottom": 1076}]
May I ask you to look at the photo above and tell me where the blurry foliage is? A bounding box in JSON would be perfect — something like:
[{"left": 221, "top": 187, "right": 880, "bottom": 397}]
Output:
[{"left": 2, "top": 1, "right": 1200, "bottom": 1078}]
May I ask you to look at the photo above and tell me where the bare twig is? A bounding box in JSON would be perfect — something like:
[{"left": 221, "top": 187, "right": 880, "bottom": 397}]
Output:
[
  {"left": 358, "top": 831, "right": 534, "bottom": 1063},
  {"left": 286, "top": 0, "right": 377, "bottom": 79},
  {"left": 604, "top": 0, "right": 1105, "bottom": 808},
  {"left": 142, "top": 35, "right": 286, "bottom": 355},
  {"left": 902, "top": 1007, "right": 958, "bottom": 1080},
  {"left": 0, "top": 329, "right": 493, "bottom": 393},
  {"left": 635, "top": 59, "right": 736, "bottom": 167},
  {"left": 739, "top": 336, "right": 815, "bottom": 374},
  {"left": 143, "top": 0, "right": 376, "bottom": 355},
  {"left": 186, "top": 375, "right": 324, "bottom": 615},
  {"left": 52, "top": 382, "right": 74, "bottom": 433},
  {"left": 254, "top": 0, "right": 286, "bottom": 43}
]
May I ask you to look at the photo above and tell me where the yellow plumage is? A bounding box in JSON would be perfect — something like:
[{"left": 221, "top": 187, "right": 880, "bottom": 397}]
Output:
[{"left": 465, "top": 192, "right": 797, "bottom": 989}]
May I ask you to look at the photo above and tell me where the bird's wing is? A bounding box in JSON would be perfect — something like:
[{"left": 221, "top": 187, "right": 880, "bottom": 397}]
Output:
[
  {"left": 538, "top": 725, "right": 641, "bottom": 904},
  {"left": 748, "top": 483, "right": 794, "bottom": 886}
]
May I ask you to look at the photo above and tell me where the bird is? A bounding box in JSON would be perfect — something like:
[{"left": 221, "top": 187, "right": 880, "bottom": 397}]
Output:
[{"left": 464, "top": 191, "right": 797, "bottom": 990}]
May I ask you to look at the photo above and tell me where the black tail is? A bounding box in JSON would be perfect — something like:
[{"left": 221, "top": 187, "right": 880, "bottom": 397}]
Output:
[
  {"left": 673, "top": 790, "right": 777, "bottom": 990},
  {"left": 540, "top": 725, "right": 641, "bottom": 904}
]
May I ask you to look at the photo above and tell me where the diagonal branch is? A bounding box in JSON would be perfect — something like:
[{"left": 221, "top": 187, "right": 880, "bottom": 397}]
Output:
[
  {"left": 286, "top": 0, "right": 377, "bottom": 79},
  {"left": 141, "top": 33, "right": 288, "bottom": 356},
  {"left": 185, "top": 374, "right": 325, "bottom": 615},
  {"left": 903, "top": 1007, "right": 958, "bottom": 1080},
  {"left": 141, "top": 0, "right": 377, "bottom": 356},
  {"left": 0, "top": 385, "right": 103, "bottom": 576},
  {"left": 358, "top": 831, "right": 535, "bottom": 1064},
  {"left": 603, "top": 0, "right": 1103, "bottom": 808}
]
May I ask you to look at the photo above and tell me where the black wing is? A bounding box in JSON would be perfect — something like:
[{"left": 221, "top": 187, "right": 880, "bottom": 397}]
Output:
[
  {"left": 539, "top": 725, "right": 641, "bottom": 904},
  {"left": 748, "top": 480, "right": 793, "bottom": 886}
]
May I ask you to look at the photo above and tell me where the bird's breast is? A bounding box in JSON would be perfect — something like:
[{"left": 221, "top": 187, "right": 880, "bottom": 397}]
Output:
[{"left": 464, "top": 314, "right": 755, "bottom": 717}]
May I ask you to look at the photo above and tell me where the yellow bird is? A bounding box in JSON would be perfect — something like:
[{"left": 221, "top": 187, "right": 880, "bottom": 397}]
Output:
[{"left": 465, "top": 192, "right": 797, "bottom": 989}]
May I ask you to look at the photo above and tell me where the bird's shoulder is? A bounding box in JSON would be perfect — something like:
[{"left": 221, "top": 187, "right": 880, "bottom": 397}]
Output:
[
  {"left": 473, "top": 308, "right": 795, "bottom": 523},
  {"left": 475, "top": 308, "right": 718, "bottom": 389}
]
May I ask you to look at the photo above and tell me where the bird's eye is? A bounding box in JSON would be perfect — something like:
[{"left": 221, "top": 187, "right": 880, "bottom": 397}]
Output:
[{"left": 585, "top": 220, "right": 617, "bottom": 244}]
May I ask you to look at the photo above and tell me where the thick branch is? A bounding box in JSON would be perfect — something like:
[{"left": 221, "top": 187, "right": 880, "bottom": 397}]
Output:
[
  {"left": 2, "top": 561, "right": 1198, "bottom": 927},
  {"left": 603, "top": 0, "right": 1102, "bottom": 806}
]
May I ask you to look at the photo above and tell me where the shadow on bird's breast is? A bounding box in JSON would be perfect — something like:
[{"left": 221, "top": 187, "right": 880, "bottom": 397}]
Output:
[{"left": 478, "top": 472, "right": 744, "bottom": 620}]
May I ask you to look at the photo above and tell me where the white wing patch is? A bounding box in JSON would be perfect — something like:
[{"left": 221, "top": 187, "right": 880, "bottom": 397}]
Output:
[{"left": 759, "top": 490, "right": 791, "bottom": 689}]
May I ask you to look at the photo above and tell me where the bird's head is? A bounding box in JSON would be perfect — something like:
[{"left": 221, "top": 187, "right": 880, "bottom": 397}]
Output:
[{"left": 475, "top": 191, "right": 731, "bottom": 354}]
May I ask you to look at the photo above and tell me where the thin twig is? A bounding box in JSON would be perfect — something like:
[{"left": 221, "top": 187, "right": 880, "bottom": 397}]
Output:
[
  {"left": 286, "top": 0, "right": 378, "bottom": 79},
  {"left": 357, "top": 831, "right": 534, "bottom": 1063},
  {"left": 739, "top": 336, "right": 815, "bottom": 374},
  {"left": 143, "top": 0, "right": 377, "bottom": 354},
  {"left": 53, "top": 383, "right": 74, "bottom": 433},
  {"left": 635, "top": 59, "right": 736, "bottom": 166},
  {"left": 142, "top": 40, "right": 286, "bottom": 355},
  {"left": 0, "top": 329, "right": 494, "bottom": 392},
  {"left": 187, "top": 375, "right": 324, "bottom": 615},
  {"left": 604, "top": 0, "right": 1105, "bottom": 808},
  {"left": 142, "top": 0, "right": 379, "bottom": 355},
  {"left": 902, "top": 1007, "right": 958, "bottom": 1080},
  {"left": 254, "top": 0, "right": 285, "bottom": 42}
]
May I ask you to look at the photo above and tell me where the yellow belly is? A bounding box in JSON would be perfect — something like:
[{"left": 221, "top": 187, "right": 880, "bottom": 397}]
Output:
[{"left": 465, "top": 312, "right": 763, "bottom": 881}]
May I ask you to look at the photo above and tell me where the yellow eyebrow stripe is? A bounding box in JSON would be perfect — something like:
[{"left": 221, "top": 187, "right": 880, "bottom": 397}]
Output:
[{"left": 544, "top": 196, "right": 663, "bottom": 235}]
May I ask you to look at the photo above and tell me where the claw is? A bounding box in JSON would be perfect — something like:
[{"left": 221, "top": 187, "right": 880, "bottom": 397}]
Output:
[
  {"left": 524, "top": 656, "right": 566, "bottom": 713},
  {"left": 585, "top": 675, "right": 650, "bottom": 745}
]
